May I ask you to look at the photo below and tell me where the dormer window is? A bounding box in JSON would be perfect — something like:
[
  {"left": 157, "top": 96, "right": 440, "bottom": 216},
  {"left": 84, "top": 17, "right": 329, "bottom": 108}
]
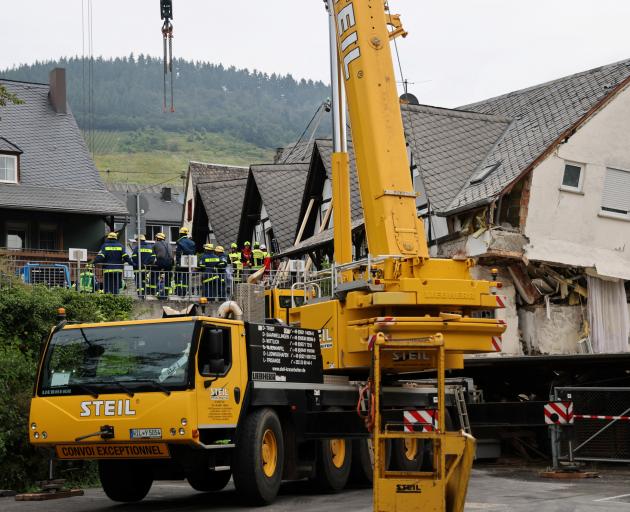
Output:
[{"left": 0, "top": 154, "right": 18, "bottom": 183}]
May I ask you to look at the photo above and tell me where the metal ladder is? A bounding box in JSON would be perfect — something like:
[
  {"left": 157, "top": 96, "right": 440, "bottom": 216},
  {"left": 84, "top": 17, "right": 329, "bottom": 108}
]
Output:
[{"left": 453, "top": 386, "right": 472, "bottom": 435}]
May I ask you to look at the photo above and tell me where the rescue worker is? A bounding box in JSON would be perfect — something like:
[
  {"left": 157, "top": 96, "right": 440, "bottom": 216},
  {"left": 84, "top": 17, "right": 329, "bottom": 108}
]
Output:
[
  {"left": 228, "top": 242, "right": 243, "bottom": 290},
  {"left": 152, "top": 232, "right": 173, "bottom": 299},
  {"left": 261, "top": 244, "right": 272, "bottom": 274},
  {"left": 252, "top": 241, "right": 265, "bottom": 271},
  {"left": 215, "top": 246, "right": 229, "bottom": 300},
  {"left": 198, "top": 243, "right": 218, "bottom": 300},
  {"left": 94, "top": 232, "right": 130, "bottom": 294},
  {"left": 175, "top": 227, "right": 196, "bottom": 297},
  {"left": 241, "top": 241, "right": 253, "bottom": 278},
  {"left": 131, "top": 235, "right": 156, "bottom": 297},
  {"left": 78, "top": 262, "right": 96, "bottom": 292}
]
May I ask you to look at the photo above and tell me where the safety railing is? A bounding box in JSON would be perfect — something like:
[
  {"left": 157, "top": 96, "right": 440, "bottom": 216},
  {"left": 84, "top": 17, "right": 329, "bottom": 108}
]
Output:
[{"left": 551, "top": 386, "right": 630, "bottom": 465}]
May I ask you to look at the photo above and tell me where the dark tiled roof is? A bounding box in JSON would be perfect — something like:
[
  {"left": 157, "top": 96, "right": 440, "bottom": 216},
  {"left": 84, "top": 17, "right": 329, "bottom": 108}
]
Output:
[
  {"left": 275, "top": 140, "right": 316, "bottom": 164},
  {"left": 188, "top": 161, "right": 249, "bottom": 188},
  {"left": 449, "top": 58, "right": 630, "bottom": 212},
  {"left": 106, "top": 183, "right": 183, "bottom": 223},
  {"left": 277, "top": 218, "right": 364, "bottom": 259},
  {"left": 313, "top": 139, "right": 363, "bottom": 219},
  {"left": 0, "top": 79, "right": 126, "bottom": 215},
  {"left": 401, "top": 104, "right": 511, "bottom": 212},
  {"left": 250, "top": 163, "right": 309, "bottom": 251},
  {"left": 0, "top": 137, "right": 22, "bottom": 153},
  {"left": 197, "top": 179, "right": 248, "bottom": 246}
]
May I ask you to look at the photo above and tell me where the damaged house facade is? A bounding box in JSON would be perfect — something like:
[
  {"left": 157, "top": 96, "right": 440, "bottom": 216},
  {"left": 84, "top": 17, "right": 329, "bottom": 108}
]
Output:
[{"left": 425, "top": 59, "right": 630, "bottom": 356}]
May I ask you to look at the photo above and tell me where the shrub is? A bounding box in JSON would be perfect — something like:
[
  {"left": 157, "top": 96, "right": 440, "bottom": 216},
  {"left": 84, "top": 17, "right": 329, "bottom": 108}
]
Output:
[{"left": 0, "top": 285, "right": 133, "bottom": 491}]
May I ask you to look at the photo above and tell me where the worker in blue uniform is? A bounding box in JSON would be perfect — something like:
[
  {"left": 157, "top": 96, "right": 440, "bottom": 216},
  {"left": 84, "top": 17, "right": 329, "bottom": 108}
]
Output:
[
  {"left": 198, "top": 243, "right": 218, "bottom": 300},
  {"left": 131, "top": 234, "right": 156, "bottom": 297},
  {"left": 174, "top": 227, "right": 196, "bottom": 297},
  {"left": 215, "top": 246, "right": 229, "bottom": 300},
  {"left": 94, "top": 232, "right": 130, "bottom": 294}
]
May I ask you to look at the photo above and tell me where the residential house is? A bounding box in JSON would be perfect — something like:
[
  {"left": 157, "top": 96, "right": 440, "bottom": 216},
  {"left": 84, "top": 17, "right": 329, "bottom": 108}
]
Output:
[
  {"left": 0, "top": 69, "right": 126, "bottom": 256},
  {"left": 106, "top": 183, "right": 183, "bottom": 247},
  {"left": 238, "top": 163, "right": 309, "bottom": 253},
  {"left": 183, "top": 162, "right": 249, "bottom": 250}
]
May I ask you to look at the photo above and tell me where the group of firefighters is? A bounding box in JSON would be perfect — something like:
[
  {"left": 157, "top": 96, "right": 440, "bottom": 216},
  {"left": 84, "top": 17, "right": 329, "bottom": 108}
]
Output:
[{"left": 86, "top": 227, "right": 272, "bottom": 299}]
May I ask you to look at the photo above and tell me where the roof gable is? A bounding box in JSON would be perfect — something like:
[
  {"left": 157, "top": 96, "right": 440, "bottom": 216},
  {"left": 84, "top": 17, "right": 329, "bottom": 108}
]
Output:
[
  {"left": 448, "top": 58, "right": 630, "bottom": 213},
  {"left": 250, "top": 163, "right": 309, "bottom": 251},
  {"left": 0, "top": 79, "right": 126, "bottom": 215},
  {"left": 198, "top": 178, "right": 248, "bottom": 245}
]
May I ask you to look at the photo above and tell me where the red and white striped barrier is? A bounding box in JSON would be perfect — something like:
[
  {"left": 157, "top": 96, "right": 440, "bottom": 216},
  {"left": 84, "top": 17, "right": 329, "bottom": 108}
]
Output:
[
  {"left": 491, "top": 336, "right": 502, "bottom": 352},
  {"left": 403, "top": 410, "right": 438, "bottom": 432},
  {"left": 495, "top": 295, "right": 505, "bottom": 308},
  {"left": 574, "top": 414, "right": 630, "bottom": 422},
  {"left": 544, "top": 402, "right": 574, "bottom": 424}
]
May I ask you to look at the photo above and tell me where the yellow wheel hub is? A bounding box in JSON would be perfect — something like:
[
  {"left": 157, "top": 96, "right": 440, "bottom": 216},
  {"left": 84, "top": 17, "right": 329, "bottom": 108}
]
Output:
[
  {"left": 261, "top": 429, "right": 278, "bottom": 477},
  {"left": 404, "top": 438, "right": 418, "bottom": 461},
  {"left": 330, "top": 438, "right": 346, "bottom": 469}
]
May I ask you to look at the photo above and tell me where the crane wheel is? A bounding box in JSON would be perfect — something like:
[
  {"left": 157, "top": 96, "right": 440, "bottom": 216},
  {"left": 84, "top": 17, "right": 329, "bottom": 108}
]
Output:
[
  {"left": 311, "top": 408, "right": 353, "bottom": 492},
  {"left": 391, "top": 438, "right": 424, "bottom": 471},
  {"left": 98, "top": 460, "right": 153, "bottom": 502},
  {"left": 187, "top": 469, "right": 231, "bottom": 492},
  {"left": 232, "top": 408, "right": 284, "bottom": 505}
]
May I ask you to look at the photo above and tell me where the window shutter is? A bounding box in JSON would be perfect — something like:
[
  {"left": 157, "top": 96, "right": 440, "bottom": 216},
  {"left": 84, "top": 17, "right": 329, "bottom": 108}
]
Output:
[{"left": 602, "top": 168, "right": 630, "bottom": 214}]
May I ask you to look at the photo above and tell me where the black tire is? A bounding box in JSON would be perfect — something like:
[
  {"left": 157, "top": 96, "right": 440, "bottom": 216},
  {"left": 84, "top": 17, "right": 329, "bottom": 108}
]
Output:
[
  {"left": 311, "top": 406, "right": 353, "bottom": 493},
  {"left": 391, "top": 438, "right": 424, "bottom": 471},
  {"left": 232, "top": 408, "right": 284, "bottom": 505},
  {"left": 349, "top": 438, "right": 373, "bottom": 485},
  {"left": 187, "top": 470, "right": 231, "bottom": 492},
  {"left": 98, "top": 460, "right": 153, "bottom": 503}
]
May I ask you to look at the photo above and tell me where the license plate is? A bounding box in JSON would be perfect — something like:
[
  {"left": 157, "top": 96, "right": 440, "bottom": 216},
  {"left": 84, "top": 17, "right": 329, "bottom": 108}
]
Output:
[
  {"left": 130, "top": 428, "right": 162, "bottom": 439},
  {"left": 56, "top": 443, "right": 170, "bottom": 459}
]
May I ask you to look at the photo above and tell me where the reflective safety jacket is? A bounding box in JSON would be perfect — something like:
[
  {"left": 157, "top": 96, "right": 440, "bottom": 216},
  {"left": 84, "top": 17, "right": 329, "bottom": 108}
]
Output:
[
  {"left": 216, "top": 254, "right": 229, "bottom": 274},
  {"left": 198, "top": 251, "right": 219, "bottom": 273},
  {"left": 175, "top": 236, "right": 196, "bottom": 266},
  {"left": 94, "top": 241, "right": 131, "bottom": 271},
  {"left": 252, "top": 248, "right": 264, "bottom": 269},
  {"left": 131, "top": 241, "right": 157, "bottom": 267},
  {"left": 228, "top": 251, "right": 243, "bottom": 270}
]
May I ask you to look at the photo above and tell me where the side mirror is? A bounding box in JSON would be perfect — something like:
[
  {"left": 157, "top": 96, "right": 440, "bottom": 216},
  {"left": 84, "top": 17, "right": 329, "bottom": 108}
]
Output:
[{"left": 203, "top": 329, "right": 225, "bottom": 376}]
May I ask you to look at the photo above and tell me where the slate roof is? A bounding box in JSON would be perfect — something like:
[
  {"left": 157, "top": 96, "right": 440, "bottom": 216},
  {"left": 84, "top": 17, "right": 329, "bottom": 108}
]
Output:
[
  {"left": 187, "top": 161, "right": 249, "bottom": 188},
  {"left": 0, "top": 79, "right": 126, "bottom": 215},
  {"left": 449, "top": 58, "right": 630, "bottom": 213},
  {"left": 401, "top": 104, "right": 511, "bottom": 212},
  {"left": 275, "top": 140, "right": 316, "bottom": 164},
  {"left": 0, "top": 137, "right": 22, "bottom": 153},
  {"left": 250, "top": 163, "right": 309, "bottom": 251},
  {"left": 277, "top": 218, "right": 364, "bottom": 259},
  {"left": 106, "top": 183, "right": 183, "bottom": 223},
  {"left": 198, "top": 178, "right": 248, "bottom": 245}
]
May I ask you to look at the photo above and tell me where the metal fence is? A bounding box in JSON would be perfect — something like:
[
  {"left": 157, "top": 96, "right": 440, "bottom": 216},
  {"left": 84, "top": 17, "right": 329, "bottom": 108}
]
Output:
[
  {"left": 0, "top": 256, "right": 326, "bottom": 302},
  {"left": 552, "top": 386, "right": 630, "bottom": 464}
]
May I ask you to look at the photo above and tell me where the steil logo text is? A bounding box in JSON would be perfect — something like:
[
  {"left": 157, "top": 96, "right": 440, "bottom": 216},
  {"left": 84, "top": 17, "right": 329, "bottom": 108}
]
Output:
[{"left": 80, "top": 399, "right": 136, "bottom": 417}]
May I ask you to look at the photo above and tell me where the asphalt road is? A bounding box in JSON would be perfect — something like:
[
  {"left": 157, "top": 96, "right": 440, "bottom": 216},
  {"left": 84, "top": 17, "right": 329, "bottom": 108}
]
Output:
[{"left": 4, "top": 466, "right": 630, "bottom": 512}]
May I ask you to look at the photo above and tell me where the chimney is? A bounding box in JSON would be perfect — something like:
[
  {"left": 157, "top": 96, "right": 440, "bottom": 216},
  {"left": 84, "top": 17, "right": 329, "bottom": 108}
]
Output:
[
  {"left": 49, "top": 68, "right": 67, "bottom": 114},
  {"left": 161, "top": 187, "right": 172, "bottom": 202}
]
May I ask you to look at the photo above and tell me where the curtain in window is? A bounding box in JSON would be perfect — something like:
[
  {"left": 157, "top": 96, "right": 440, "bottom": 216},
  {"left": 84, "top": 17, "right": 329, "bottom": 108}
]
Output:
[{"left": 587, "top": 275, "right": 630, "bottom": 353}]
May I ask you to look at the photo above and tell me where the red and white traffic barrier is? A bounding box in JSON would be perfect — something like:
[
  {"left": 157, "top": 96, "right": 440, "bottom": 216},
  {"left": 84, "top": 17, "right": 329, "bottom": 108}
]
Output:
[
  {"left": 495, "top": 295, "right": 505, "bottom": 308},
  {"left": 491, "top": 336, "right": 502, "bottom": 352},
  {"left": 403, "top": 410, "right": 438, "bottom": 432},
  {"left": 574, "top": 414, "right": 630, "bottom": 422},
  {"left": 544, "top": 402, "right": 574, "bottom": 424}
]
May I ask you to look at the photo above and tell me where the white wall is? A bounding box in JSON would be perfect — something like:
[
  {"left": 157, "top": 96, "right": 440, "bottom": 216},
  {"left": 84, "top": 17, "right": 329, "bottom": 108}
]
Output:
[
  {"left": 518, "top": 306, "right": 583, "bottom": 355},
  {"left": 524, "top": 84, "right": 630, "bottom": 272}
]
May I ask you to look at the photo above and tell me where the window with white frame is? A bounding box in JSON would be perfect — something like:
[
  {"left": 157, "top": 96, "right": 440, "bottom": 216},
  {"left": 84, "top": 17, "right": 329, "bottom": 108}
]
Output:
[
  {"left": 601, "top": 167, "right": 630, "bottom": 218},
  {"left": 560, "top": 162, "right": 584, "bottom": 192},
  {"left": 0, "top": 154, "right": 18, "bottom": 183}
]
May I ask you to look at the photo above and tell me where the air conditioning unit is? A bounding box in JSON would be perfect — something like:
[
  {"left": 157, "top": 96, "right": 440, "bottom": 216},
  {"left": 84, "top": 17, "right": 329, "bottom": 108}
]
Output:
[{"left": 288, "top": 259, "right": 305, "bottom": 272}]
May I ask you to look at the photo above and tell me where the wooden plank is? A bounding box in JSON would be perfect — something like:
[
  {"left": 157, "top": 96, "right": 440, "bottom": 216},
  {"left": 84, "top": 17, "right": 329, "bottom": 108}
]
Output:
[
  {"left": 508, "top": 263, "right": 541, "bottom": 305},
  {"left": 15, "top": 489, "right": 84, "bottom": 501}
]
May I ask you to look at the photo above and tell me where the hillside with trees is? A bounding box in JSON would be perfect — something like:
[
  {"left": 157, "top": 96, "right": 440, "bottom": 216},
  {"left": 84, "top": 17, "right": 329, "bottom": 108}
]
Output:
[{"left": 1, "top": 56, "right": 330, "bottom": 181}]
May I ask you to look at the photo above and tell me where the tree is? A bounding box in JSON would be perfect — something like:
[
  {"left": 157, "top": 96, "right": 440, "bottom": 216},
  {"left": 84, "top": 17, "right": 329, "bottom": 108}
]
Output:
[{"left": 0, "top": 84, "right": 23, "bottom": 107}]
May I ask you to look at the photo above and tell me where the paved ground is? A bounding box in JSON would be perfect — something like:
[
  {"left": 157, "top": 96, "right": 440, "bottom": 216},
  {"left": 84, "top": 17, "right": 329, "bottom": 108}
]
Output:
[{"left": 3, "top": 465, "right": 630, "bottom": 511}]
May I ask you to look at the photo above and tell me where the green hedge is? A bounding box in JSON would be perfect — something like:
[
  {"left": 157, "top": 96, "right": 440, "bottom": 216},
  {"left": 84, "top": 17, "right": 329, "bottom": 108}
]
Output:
[{"left": 0, "top": 285, "right": 133, "bottom": 491}]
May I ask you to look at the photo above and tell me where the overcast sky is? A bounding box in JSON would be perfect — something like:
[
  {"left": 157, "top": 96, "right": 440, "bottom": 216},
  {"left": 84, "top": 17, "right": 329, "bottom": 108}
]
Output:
[{"left": 4, "top": 0, "right": 630, "bottom": 107}]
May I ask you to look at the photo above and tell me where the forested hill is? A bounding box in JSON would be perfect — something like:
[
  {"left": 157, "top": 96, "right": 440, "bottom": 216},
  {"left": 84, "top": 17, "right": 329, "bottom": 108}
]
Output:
[{"left": 1, "top": 55, "right": 330, "bottom": 148}]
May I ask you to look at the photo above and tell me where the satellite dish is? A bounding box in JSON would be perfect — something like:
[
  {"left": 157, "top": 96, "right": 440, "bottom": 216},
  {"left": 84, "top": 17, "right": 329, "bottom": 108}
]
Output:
[{"left": 400, "top": 92, "right": 420, "bottom": 106}]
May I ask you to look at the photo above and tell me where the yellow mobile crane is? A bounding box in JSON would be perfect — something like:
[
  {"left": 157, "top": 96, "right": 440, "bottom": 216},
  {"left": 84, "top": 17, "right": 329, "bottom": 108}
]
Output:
[{"left": 29, "top": 2, "right": 505, "bottom": 511}]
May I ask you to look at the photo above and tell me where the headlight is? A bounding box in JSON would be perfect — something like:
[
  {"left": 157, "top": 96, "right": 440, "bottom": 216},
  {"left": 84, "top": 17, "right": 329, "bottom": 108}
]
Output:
[
  {"left": 34, "top": 432, "right": 40, "bottom": 439},
  {"left": 42, "top": 432, "right": 48, "bottom": 439},
  {"left": 181, "top": 418, "right": 188, "bottom": 426},
  {"left": 170, "top": 428, "right": 177, "bottom": 436},
  {"left": 179, "top": 428, "right": 185, "bottom": 436},
  {"left": 31, "top": 423, "right": 37, "bottom": 430}
]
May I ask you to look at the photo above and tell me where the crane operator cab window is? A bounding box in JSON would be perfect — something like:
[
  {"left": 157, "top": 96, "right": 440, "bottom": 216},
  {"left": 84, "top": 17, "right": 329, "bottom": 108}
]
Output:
[{"left": 198, "top": 326, "right": 231, "bottom": 377}]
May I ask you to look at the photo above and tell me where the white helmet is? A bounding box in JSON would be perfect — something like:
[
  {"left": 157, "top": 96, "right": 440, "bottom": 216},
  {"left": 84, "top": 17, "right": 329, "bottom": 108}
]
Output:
[{"left": 260, "top": 244, "right": 267, "bottom": 251}]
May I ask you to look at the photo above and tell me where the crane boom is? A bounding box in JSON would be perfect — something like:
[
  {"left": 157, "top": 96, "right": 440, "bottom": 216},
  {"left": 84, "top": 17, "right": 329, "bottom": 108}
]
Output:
[{"left": 332, "top": 1, "right": 429, "bottom": 259}]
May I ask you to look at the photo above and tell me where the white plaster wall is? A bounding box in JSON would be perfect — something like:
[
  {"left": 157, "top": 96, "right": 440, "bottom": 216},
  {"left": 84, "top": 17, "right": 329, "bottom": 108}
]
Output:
[
  {"left": 470, "top": 266, "right": 521, "bottom": 355},
  {"left": 518, "top": 306, "right": 583, "bottom": 354},
  {"left": 183, "top": 171, "right": 194, "bottom": 231},
  {"left": 525, "top": 85, "right": 630, "bottom": 265}
]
